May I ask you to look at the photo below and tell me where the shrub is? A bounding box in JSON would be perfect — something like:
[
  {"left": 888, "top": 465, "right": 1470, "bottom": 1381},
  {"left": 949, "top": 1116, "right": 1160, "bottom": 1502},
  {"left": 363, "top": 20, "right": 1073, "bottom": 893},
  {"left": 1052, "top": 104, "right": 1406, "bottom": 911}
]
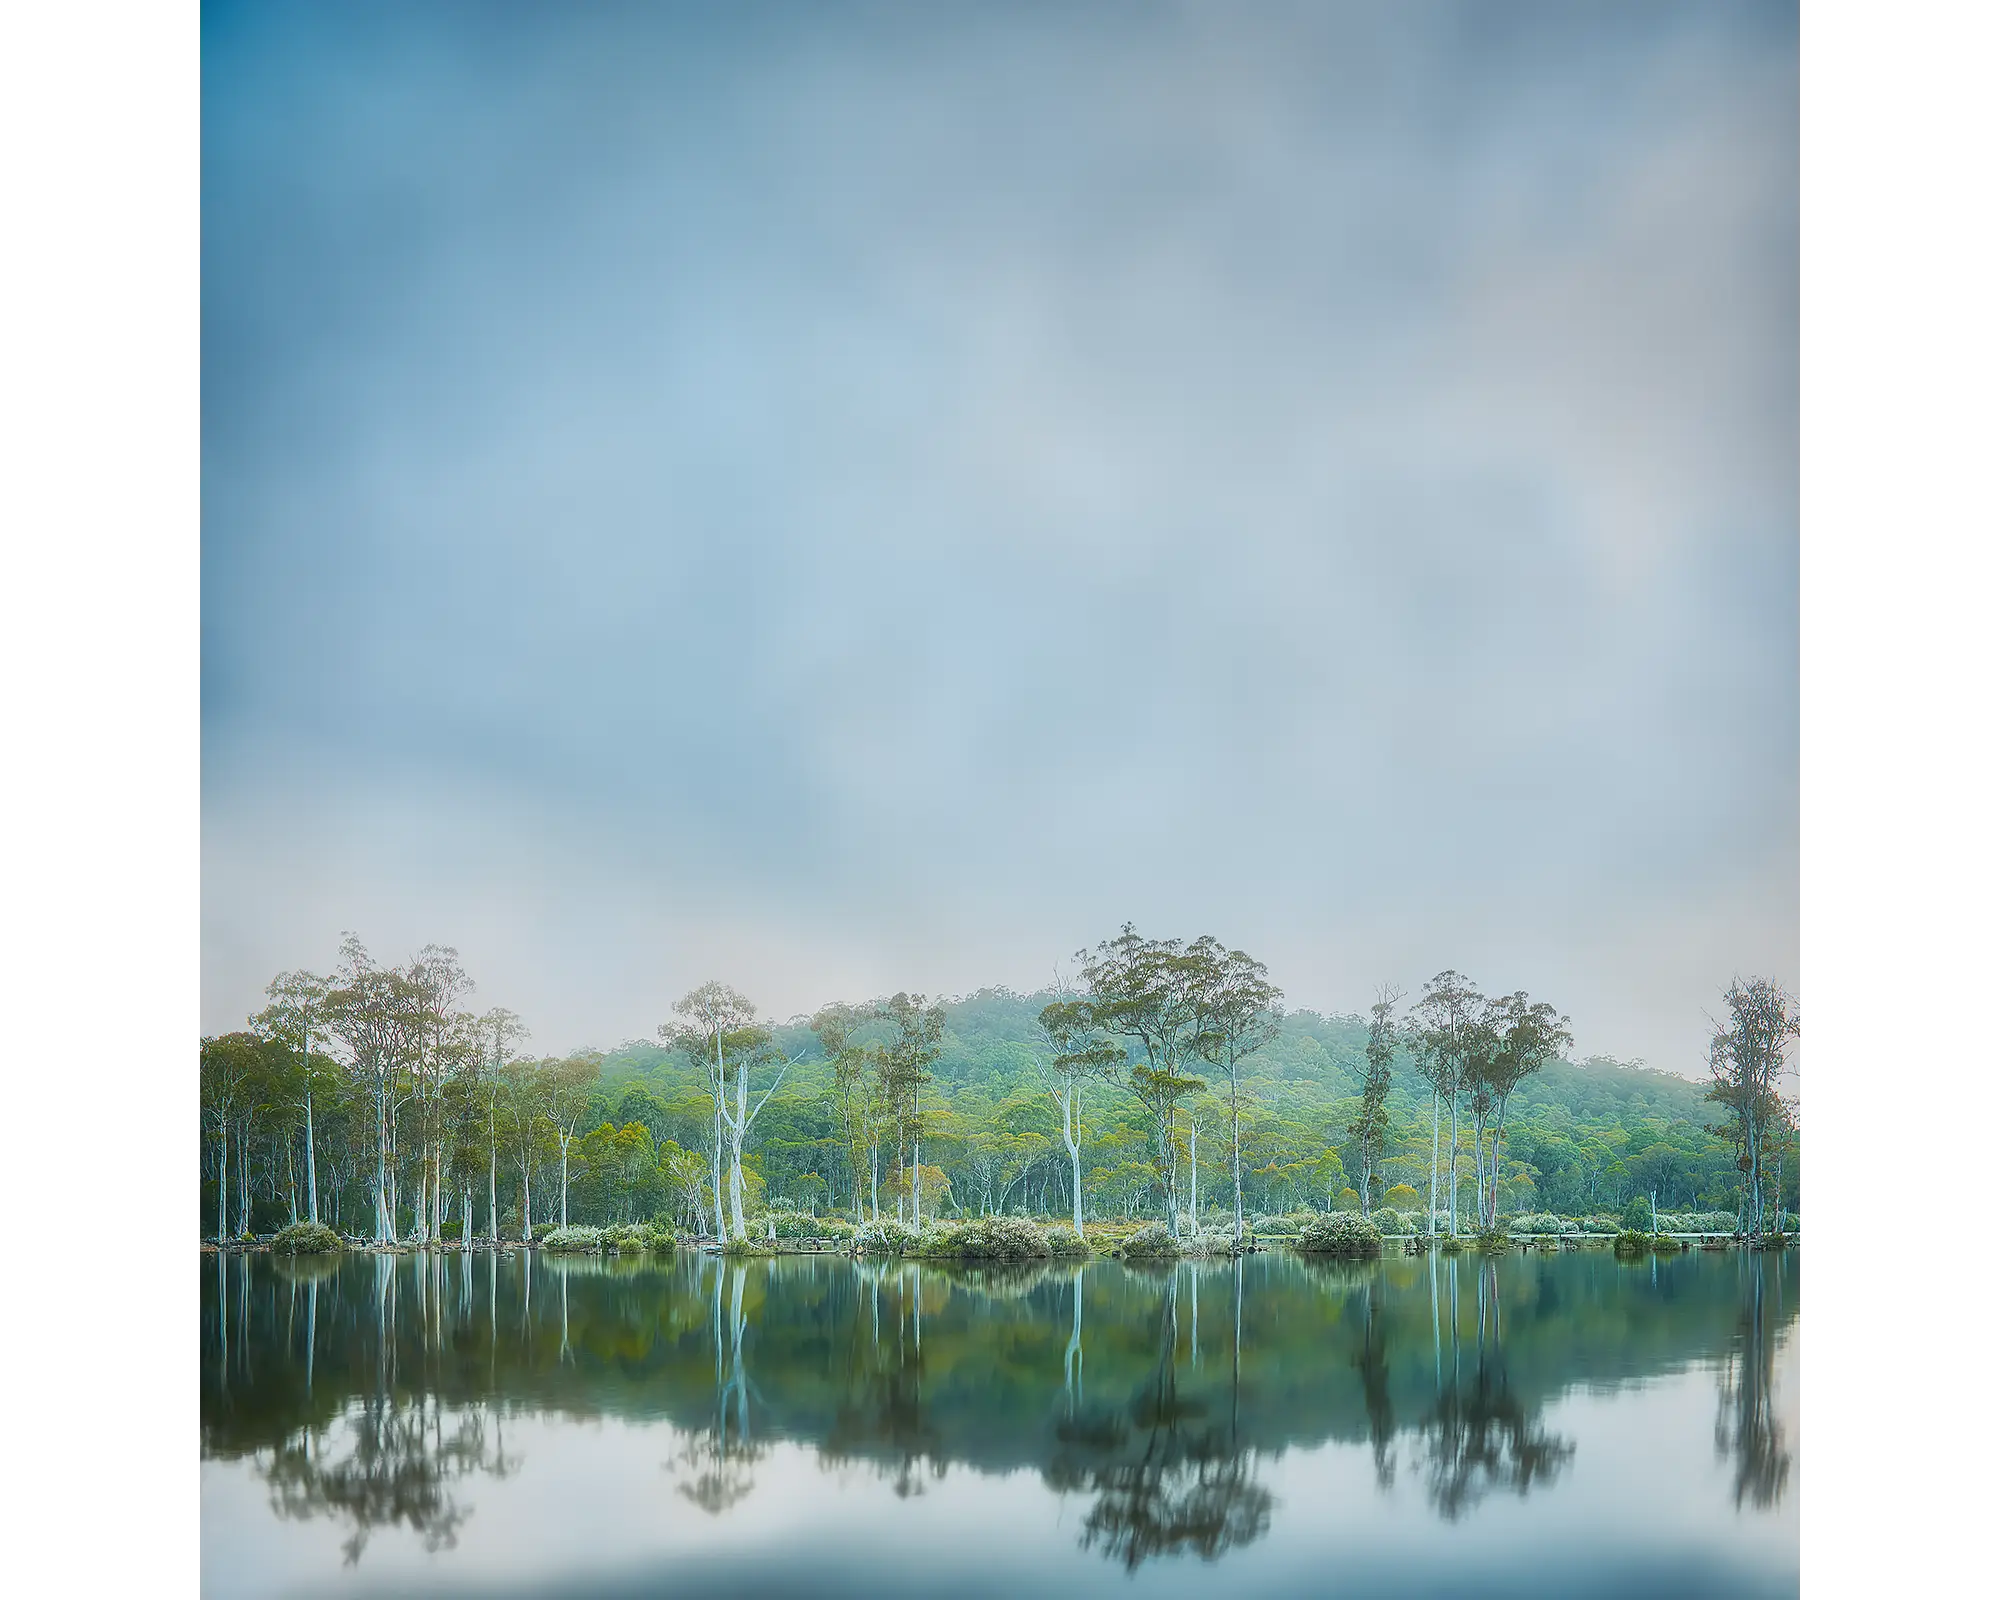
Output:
[
  {"left": 919, "top": 1215, "right": 1052, "bottom": 1260},
  {"left": 1297, "top": 1213, "right": 1383, "bottom": 1258},
  {"left": 1119, "top": 1222, "right": 1182, "bottom": 1259},
  {"left": 1510, "top": 1213, "right": 1567, "bottom": 1235},
  {"left": 601, "top": 1221, "right": 677, "bottom": 1252},
  {"left": 1249, "top": 1214, "right": 1297, "bottom": 1237},
  {"left": 1474, "top": 1227, "right": 1511, "bottom": 1255},
  {"left": 1438, "top": 1234, "right": 1465, "bottom": 1254},
  {"left": 720, "top": 1235, "right": 772, "bottom": 1256},
  {"left": 1181, "top": 1227, "right": 1240, "bottom": 1257},
  {"left": 540, "top": 1225, "right": 605, "bottom": 1253},
  {"left": 1620, "top": 1197, "right": 1654, "bottom": 1231},
  {"left": 1370, "top": 1207, "right": 1406, "bottom": 1235},
  {"left": 271, "top": 1221, "right": 342, "bottom": 1256},
  {"left": 1612, "top": 1229, "right": 1650, "bottom": 1258},
  {"left": 1045, "top": 1226, "right": 1092, "bottom": 1258},
  {"left": 855, "top": 1219, "right": 922, "bottom": 1255},
  {"left": 1578, "top": 1216, "right": 1620, "bottom": 1235}
]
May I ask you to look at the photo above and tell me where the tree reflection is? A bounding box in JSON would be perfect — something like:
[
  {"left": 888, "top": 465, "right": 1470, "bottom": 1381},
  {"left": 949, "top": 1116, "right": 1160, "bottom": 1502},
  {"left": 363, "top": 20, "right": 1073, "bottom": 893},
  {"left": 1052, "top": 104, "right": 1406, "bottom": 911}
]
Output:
[
  {"left": 821, "top": 1261, "right": 949, "bottom": 1497},
  {"left": 264, "top": 1395, "right": 516, "bottom": 1566},
  {"left": 1713, "top": 1254, "right": 1791, "bottom": 1510},
  {"left": 669, "top": 1258, "right": 770, "bottom": 1512},
  {"left": 1419, "top": 1258, "right": 1573, "bottom": 1521},
  {"left": 1047, "top": 1265, "right": 1273, "bottom": 1570}
]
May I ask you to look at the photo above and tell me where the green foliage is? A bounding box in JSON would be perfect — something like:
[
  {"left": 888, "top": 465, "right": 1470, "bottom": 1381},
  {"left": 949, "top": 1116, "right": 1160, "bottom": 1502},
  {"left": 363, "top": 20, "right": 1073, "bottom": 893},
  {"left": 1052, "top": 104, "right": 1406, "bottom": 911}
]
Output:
[
  {"left": 540, "top": 1225, "right": 605, "bottom": 1253},
  {"left": 1621, "top": 1196, "right": 1654, "bottom": 1231},
  {"left": 1612, "top": 1229, "right": 1651, "bottom": 1257},
  {"left": 913, "top": 1215, "right": 1054, "bottom": 1260},
  {"left": 1296, "top": 1212, "right": 1383, "bottom": 1257},
  {"left": 1118, "top": 1222, "right": 1182, "bottom": 1258},
  {"left": 1044, "top": 1226, "right": 1092, "bottom": 1258},
  {"left": 1370, "top": 1207, "right": 1417, "bottom": 1235},
  {"left": 1474, "top": 1227, "right": 1511, "bottom": 1255},
  {"left": 854, "top": 1219, "right": 922, "bottom": 1255},
  {"left": 270, "top": 1221, "right": 342, "bottom": 1256}
]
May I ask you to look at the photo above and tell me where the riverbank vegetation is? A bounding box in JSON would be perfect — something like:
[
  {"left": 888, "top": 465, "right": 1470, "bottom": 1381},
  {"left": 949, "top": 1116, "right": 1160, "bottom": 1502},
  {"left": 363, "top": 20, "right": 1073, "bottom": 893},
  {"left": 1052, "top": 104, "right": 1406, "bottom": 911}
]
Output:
[{"left": 201, "top": 928, "right": 1799, "bottom": 1249}]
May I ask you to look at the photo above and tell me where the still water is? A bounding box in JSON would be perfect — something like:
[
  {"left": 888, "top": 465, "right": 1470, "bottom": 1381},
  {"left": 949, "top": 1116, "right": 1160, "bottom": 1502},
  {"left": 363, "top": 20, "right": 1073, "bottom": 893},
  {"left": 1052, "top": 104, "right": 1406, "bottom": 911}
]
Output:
[{"left": 202, "top": 1244, "right": 1797, "bottom": 1599}]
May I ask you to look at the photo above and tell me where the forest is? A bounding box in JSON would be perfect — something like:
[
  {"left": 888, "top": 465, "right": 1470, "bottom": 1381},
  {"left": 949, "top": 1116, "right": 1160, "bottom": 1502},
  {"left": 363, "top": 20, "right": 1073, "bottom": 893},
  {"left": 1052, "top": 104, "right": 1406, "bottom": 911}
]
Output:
[{"left": 199, "top": 928, "right": 1800, "bottom": 1246}]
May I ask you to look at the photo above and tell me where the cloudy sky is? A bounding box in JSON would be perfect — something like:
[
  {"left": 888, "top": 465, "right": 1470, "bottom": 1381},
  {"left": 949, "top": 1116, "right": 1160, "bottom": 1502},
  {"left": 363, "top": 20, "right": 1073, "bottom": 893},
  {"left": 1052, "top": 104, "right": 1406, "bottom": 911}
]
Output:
[{"left": 202, "top": 0, "right": 1797, "bottom": 1073}]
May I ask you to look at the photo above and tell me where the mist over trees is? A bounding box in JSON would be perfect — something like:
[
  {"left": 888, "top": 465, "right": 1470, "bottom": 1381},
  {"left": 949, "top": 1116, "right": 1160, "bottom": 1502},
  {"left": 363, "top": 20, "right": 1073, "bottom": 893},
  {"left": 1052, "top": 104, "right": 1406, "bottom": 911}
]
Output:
[{"left": 200, "top": 931, "right": 1798, "bottom": 1242}]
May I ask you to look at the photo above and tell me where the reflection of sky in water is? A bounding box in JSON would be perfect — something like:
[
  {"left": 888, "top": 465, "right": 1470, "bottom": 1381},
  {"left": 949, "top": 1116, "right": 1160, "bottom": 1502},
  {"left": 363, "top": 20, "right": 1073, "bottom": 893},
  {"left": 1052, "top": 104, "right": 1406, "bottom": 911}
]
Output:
[{"left": 201, "top": 1252, "right": 1796, "bottom": 1599}]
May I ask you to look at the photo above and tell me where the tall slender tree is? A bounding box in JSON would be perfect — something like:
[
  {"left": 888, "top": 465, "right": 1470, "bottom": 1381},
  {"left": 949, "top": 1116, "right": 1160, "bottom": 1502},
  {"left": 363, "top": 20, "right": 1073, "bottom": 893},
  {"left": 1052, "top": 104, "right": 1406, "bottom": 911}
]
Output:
[
  {"left": 1703, "top": 978, "right": 1799, "bottom": 1236},
  {"left": 666, "top": 983, "right": 758, "bottom": 1238},
  {"left": 1409, "top": 971, "right": 1483, "bottom": 1236},
  {"left": 1073, "top": 926, "right": 1213, "bottom": 1236},
  {"left": 1193, "top": 941, "right": 1283, "bottom": 1244},
  {"left": 1349, "top": 985, "right": 1402, "bottom": 1214}
]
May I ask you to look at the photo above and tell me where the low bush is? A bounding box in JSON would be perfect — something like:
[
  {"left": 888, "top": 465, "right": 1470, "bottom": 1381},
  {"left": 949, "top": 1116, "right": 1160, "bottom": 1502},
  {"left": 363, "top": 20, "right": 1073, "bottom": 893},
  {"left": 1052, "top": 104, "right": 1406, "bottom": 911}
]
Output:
[
  {"left": 1249, "top": 1214, "right": 1297, "bottom": 1237},
  {"left": 1438, "top": 1234, "right": 1465, "bottom": 1254},
  {"left": 271, "top": 1221, "right": 342, "bottom": 1256},
  {"left": 1612, "top": 1229, "right": 1651, "bottom": 1258},
  {"left": 1118, "top": 1222, "right": 1182, "bottom": 1259},
  {"left": 1370, "top": 1207, "right": 1408, "bottom": 1235},
  {"left": 1044, "top": 1226, "right": 1092, "bottom": 1258},
  {"left": 601, "top": 1221, "right": 677, "bottom": 1252},
  {"left": 1181, "top": 1227, "right": 1240, "bottom": 1257},
  {"left": 540, "top": 1225, "right": 605, "bottom": 1253},
  {"left": 1510, "top": 1213, "right": 1567, "bottom": 1235},
  {"left": 854, "top": 1220, "right": 922, "bottom": 1255},
  {"left": 1577, "top": 1217, "right": 1620, "bottom": 1235},
  {"left": 1474, "top": 1227, "right": 1511, "bottom": 1255},
  {"left": 1297, "top": 1213, "right": 1383, "bottom": 1258},
  {"left": 917, "top": 1215, "right": 1053, "bottom": 1260}
]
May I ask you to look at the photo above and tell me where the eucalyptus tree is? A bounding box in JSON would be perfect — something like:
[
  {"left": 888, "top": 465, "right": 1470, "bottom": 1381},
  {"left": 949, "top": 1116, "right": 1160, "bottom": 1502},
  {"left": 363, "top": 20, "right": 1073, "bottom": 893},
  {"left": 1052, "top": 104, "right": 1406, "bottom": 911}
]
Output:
[
  {"left": 1073, "top": 925, "right": 1214, "bottom": 1236},
  {"left": 252, "top": 970, "right": 333, "bottom": 1224},
  {"left": 810, "top": 1002, "right": 876, "bottom": 1222},
  {"left": 876, "top": 992, "right": 944, "bottom": 1227},
  {"left": 1037, "top": 995, "right": 1121, "bottom": 1239},
  {"left": 537, "top": 1052, "right": 603, "bottom": 1229},
  {"left": 1703, "top": 978, "right": 1799, "bottom": 1234},
  {"left": 1192, "top": 941, "right": 1284, "bottom": 1242},
  {"left": 478, "top": 1007, "right": 529, "bottom": 1240},
  {"left": 1348, "top": 985, "right": 1402, "bottom": 1214},
  {"left": 403, "top": 945, "right": 478, "bottom": 1244},
  {"left": 665, "top": 982, "right": 758, "bottom": 1236},
  {"left": 718, "top": 1024, "right": 806, "bottom": 1240},
  {"left": 200, "top": 1032, "right": 262, "bottom": 1239},
  {"left": 1476, "top": 992, "right": 1572, "bottom": 1226},
  {"left": 498, "top": 1056, "right": 549, "bottom": 1240},
  {"left": 1409, "top": 970, "right": 1483, "bottom": 1236},
  {"left": 322, "top": 936, "right": 420, "bottom": 1242}
]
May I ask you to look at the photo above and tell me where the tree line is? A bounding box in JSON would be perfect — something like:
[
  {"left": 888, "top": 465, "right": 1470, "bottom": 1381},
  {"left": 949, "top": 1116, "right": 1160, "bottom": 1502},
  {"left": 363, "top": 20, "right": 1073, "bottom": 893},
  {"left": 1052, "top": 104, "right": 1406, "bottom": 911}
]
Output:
[{"left": 200, "top": 926, "right": 1799, "bottom": 1243}]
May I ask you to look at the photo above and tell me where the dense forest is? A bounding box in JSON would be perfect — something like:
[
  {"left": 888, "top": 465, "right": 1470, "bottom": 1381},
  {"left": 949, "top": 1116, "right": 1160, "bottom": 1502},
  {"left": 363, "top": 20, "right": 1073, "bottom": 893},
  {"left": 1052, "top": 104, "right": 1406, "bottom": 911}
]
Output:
[{"left": 199, "top": 930, "right": 1799, "bottom": 1244}]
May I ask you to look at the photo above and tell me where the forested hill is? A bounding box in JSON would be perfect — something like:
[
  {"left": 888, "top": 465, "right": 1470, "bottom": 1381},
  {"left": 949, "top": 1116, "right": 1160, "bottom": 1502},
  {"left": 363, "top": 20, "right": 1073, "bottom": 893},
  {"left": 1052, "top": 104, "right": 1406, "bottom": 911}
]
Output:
[
  {"left": 584, "top": 987, "right": 1738, "bottom": 1218},
  {"left": 594, "top": 986, "right": 1709, "bottom": 1123}
]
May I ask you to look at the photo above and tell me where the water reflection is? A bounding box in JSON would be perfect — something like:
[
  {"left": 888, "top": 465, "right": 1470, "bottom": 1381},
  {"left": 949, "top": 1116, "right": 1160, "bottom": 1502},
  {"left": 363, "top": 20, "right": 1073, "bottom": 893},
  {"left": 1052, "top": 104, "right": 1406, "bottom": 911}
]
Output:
[
  {"left": 1715, "top": 1249, "right": 1794, "bottom": 1509},
  {"left": 1418, "top": 1257, "right": 1575, "bottom": 1520},
  {"left": 202, "top": 1243, "right": 1797, "bottom": 1587},
  {"left": 1047, "top": 1265, "right": 1273, "bottom": 1569}
]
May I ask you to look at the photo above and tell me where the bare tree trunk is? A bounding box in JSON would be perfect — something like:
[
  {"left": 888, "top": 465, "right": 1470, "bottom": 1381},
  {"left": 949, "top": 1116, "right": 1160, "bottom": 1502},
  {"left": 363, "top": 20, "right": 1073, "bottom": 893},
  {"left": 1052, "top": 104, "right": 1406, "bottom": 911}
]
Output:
[
  {"left": 1232, "top": 1077, "right": 1245, "bottom": 1243},
  {"left": 1448, "top": 1093, "right": 1462, "bottom": 1236},
  {"left": 1428, "top": 1091, "right": 1441, "bottom": 1235},
  {"left": 304, "top": 1090, "right": 319, "bottom": 1225}
]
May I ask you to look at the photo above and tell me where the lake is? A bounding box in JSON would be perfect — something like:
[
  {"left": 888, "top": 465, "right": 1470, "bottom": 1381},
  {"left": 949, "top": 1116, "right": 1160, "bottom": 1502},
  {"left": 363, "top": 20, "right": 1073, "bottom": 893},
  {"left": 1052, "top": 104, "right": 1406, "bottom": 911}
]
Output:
[{"left": 201, "top": 1243, "right": 1797, "bottom": 1599}]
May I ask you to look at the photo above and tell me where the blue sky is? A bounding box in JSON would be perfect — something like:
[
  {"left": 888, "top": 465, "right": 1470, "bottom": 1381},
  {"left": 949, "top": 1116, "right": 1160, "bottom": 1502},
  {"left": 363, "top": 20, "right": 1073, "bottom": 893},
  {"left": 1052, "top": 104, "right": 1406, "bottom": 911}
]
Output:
[{"left": 202, "top": 1, "right": 1797, "bottom": 1071}]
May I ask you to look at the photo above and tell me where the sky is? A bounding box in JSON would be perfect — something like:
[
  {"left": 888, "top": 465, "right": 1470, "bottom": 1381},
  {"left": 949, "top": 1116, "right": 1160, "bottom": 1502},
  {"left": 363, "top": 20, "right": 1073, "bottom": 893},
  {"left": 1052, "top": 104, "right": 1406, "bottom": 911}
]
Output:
[{"left": 201, "top": 0, "right": 1798, "bottom": 1074}]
